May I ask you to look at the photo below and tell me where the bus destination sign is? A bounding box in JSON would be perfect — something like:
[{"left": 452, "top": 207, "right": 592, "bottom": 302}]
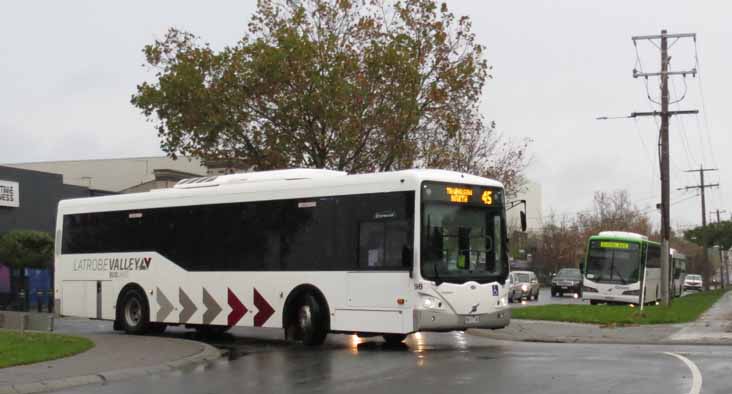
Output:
[
  {"left": 423, "top": 182, "right": 502, "bottom": 207},
  {"left": 445, "top": 187, "right": 473, "bottom": 203},
  {"left": 600, "top": 241, "right": 630, "bottom": 249}
]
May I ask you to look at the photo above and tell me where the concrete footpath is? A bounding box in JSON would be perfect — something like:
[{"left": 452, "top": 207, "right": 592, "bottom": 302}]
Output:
[
  {"left": 0, "top": 331, "right": 221, "bottom": 394},
  {"left": 472, "top": 290, "right": 732, "bottom": 345}
]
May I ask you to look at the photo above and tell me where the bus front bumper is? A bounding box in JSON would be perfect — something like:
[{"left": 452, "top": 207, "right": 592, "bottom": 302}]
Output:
[
  {"left": 583, "top": 293, "right": 640, "bottom": 304},
  {"left": 414, "top": 308, "right": 511, "bottom": 332}
]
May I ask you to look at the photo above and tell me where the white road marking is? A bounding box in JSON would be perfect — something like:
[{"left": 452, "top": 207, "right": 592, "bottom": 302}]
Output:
[{"left": 664, "top": 352, "right": 702, "bottom": 394}]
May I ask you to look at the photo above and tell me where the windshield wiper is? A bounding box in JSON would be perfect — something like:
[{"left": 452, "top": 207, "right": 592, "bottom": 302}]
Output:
[
  {"left": 609, "top": 257, "right": 628, "bottom": 284},
  {"left": 433, "top": 260, "right": 442, "bottom": 285}
]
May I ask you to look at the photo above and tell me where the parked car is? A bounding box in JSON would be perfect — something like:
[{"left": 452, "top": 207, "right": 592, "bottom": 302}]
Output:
[
  {"left": 509, "top": 271, "right": 540, "bottom": 302},
  {"left": 683, "top": 274, "right": 703, "bottom": 291},
  {"left": 551, "top": 268, "right": 582, "bottom": 297}
]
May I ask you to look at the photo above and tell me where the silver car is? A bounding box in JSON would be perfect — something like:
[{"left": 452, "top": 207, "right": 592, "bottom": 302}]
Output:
[
  {"left": 683, "top": 274, "right": 703, "bottom": 291},
  {"left": 509, "top": 270, "right": 540, "bottom": 302}
]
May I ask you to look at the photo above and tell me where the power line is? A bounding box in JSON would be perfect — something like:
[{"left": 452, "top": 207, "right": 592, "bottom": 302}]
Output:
[
  {"left": 669, "top": 78, "right": 697, "bottom": 167},
  {"left": 692, "top": 39, "right": 719, "bottom": 168}
]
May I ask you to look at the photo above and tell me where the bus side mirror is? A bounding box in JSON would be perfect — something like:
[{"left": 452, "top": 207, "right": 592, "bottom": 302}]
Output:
[{"left": 520, "top": 211, "right": 527, "bottom": 232}]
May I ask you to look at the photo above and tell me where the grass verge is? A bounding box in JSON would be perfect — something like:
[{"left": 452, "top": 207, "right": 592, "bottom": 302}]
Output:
[
  {"left": 0, "top": 330, "right": 94, "bottom": 368},
  {"left": 512, "top": 289, "right": 729, "bottom": 325}
]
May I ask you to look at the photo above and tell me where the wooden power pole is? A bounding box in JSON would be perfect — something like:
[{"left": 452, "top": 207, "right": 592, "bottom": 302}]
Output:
[
  {"left": 710, "top": 209, "right": 727, "bottom": 224},
  {"left": 631, "top": 30, "right": 698, "bottom": 306}
]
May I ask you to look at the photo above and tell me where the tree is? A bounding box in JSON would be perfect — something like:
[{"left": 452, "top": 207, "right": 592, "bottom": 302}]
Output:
[
  {"left": 575, "top": 190, "right": 652, "bottom": 238},
  {"left": 684, "top": 221, "right": 732, "bottom": 250},
  {"left": 0, "top": 230, "right": 54, "bottom": 309},
  {"left": 534, "top": 212, "right": 583, "bottom": 277},
  {"left": 132, "top": 0, "right": 529, "bottom": 194}
]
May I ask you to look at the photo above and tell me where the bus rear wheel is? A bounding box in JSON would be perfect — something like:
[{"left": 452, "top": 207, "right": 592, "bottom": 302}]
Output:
[
  {"left": 120, "top": 288, "right": 151, "bottom": 335},
  {"left": 286, "top": 293, "right": 328, "bottom": 346}
]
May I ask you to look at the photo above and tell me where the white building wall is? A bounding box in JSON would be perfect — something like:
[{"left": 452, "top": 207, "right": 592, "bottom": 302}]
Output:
[{"left": 5, "top": 156, "right": 207, "bottom": 192}]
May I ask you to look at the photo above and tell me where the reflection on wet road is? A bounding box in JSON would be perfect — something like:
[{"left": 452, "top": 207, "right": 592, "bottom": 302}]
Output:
[{"left": 53, "top": 323, "right": 732, "bottom": 394}]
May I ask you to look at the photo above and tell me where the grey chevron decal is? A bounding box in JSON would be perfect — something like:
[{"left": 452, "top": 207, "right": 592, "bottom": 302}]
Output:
[
  {"left": 202, "top": 288, "right": 222, "bottom": 324},
  {"left": 156, "top": 287, "right": 174, "bottom": 322},
  {"left": 179, "top": 288, "right": 197, "bottom": 323}
]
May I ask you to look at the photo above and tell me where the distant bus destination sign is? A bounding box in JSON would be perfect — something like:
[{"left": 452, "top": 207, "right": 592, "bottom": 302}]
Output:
[{"left": 600, "top": 241, "right": 630, "bottom": 249}]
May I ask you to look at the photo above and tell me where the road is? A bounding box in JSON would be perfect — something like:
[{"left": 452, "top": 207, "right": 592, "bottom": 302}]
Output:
[{"left": 53, "top": 320, "right": 731, "bottom": 394}]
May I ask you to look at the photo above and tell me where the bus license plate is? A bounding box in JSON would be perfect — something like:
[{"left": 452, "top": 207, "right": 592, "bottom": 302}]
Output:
[{"left": 465, "top": 316, "right": 480, "bottom": 324}]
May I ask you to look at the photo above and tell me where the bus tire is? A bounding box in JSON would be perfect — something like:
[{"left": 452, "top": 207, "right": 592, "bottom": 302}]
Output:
[
  {"left": 288, "top": 293, "right": 328, "bottom": 346},
  {"left": 383, "top": 334, "right": 408, "bottom": 346},
  {"left": 120, "top": 287, "right": 151, "bottom": 335}
]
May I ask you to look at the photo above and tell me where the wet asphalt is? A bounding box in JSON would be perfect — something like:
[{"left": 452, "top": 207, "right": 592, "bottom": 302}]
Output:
[{"left": 53, "top": 313, "right": 732, "bottom": 394}]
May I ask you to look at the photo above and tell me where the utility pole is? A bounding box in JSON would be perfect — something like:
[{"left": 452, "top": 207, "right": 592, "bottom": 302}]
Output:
[
  {"left": 709, "top": 209, "right": 728, "bottom": 288},
  {"left": 719, "top": 247, "right": 726, "bottom": 289},
  {"left": 710, "top": 209, "right": 727, "bottom": 224},
  {"left": 631, "top": 30, "right": 698, "bottom": 306},
  {"left": 679, "top": 166, "right": 719, "bottom": 290}
]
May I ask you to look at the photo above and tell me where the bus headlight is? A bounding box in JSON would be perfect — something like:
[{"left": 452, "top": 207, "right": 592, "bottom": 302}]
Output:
[
  {"left": 421, "top": 295, "right": 444, "bottom": 310},
  {"left": 622, "top": 289, "right": 641, "bottom": 296},
  {"left": 582, "top": 285, "right": 598, "bottom": 293}
]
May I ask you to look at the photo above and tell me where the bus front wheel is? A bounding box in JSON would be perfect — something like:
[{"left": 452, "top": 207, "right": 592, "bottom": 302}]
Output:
[
  {"left": 286, "top": 293, "right": 328, "bottom": 346},
  {"left": 120, "top": 287, "right": 151, "bottom": 335}
]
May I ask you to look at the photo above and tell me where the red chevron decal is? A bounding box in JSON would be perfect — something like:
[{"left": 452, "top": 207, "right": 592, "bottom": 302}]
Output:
[
  {"left": 253, "top": 288, "right": 274, "bottom": 327},
  {"left": 227, "top": 288, "right": 248, "bottom": 326}
]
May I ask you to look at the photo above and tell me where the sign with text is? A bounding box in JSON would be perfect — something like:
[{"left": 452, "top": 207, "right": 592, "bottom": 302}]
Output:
[
  {"left": 0, "top": 180, "right": 19, "bottom": 208},
  {"left": 422, "top": 181, "right": 504, "bottom": 207}
]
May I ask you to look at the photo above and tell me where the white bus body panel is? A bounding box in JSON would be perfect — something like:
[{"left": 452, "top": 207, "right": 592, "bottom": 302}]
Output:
[{"left": 583, "top": 268, "right": 661, "bottom": 304}]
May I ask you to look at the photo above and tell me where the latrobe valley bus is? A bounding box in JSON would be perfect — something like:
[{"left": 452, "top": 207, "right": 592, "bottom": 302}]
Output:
[
  {"left": 582, "top": 231, "right": 686, "bottom": 305},
  {"left": 55, "top": 169, "right": 515, "bottom": 345}
]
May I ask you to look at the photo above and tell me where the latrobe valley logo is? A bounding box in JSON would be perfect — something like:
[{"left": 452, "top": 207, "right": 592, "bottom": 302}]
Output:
[{"left": 73, "top": 257, "right": 152, "bottom": 272}]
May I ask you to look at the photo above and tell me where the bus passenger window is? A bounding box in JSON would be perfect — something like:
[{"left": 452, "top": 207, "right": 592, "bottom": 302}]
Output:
[{"left": 359, "top": 220, "right": 411, "bottom": 269}]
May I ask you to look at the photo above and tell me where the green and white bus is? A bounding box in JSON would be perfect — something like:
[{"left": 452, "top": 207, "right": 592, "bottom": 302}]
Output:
[{"left": 582, "top": 231, "right": 661, "bottom": 305}]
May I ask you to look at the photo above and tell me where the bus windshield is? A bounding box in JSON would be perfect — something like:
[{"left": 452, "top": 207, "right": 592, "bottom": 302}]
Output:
[
  {"left": 421, "top": 202, "right": 506, "bottom": 284},
  {"left": 585, "top": 240, "right": 641, "bottom": 284}
]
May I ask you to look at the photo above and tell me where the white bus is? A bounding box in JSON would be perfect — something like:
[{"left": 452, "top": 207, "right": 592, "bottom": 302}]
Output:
[
  {"left": 670, "top": 249, "right": 687, "bottom": 297},
  {"left": 55, "top": 169, "right": 515, "bottom": 345},
  {"left": 582, "top": 231, "right": 661, "bottom": 305}
]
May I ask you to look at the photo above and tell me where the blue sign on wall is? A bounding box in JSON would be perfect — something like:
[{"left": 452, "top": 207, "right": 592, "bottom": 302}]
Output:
[{"left": 25, "top": 268, "right": 50, "bottom": 305}]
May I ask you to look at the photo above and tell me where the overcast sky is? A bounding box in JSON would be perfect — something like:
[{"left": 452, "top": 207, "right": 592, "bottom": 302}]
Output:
[{"left": 1, "top": 1, "right": 729, "bottom": 231}]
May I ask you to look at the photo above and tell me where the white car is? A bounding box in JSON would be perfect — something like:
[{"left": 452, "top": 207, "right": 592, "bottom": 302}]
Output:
[
  {"left": 683, "top": 274, "right": 703, "bottom": 291},
  {"left": 508, "top": 271, "right": 540, "bottom": 302}
]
